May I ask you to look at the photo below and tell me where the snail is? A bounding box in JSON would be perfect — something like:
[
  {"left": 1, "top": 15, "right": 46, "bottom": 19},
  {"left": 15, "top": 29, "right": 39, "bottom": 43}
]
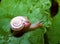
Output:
[{"left": 10, "top": 16, "right": 42, "bottom": 37}]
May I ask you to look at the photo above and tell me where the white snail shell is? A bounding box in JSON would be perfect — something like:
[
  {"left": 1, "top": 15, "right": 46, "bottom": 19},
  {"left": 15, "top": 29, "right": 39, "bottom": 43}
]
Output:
[{"left": 10, "top": 16, "right": 30, "bottom": 31}]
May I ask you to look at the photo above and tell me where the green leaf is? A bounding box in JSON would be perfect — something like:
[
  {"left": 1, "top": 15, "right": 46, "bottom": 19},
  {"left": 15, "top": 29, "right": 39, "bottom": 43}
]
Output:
[
  {"left": 0, "top": 0, "right": 51, "bottom": 44},
  {"left": 47, "top": 7, "right": 60, "bottom": 44}
]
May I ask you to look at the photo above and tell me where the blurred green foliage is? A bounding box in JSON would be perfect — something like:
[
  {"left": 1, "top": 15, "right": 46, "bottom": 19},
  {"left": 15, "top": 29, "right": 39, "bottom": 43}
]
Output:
[
  {"left": 47, "top": 7, "right": 60, "bottom": 44},
  {"left": 1, "top": 0, "right": 60, "bottom": 44},
  {"left": 57, "top": 0, "right": 60, "bottom": 6}
]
